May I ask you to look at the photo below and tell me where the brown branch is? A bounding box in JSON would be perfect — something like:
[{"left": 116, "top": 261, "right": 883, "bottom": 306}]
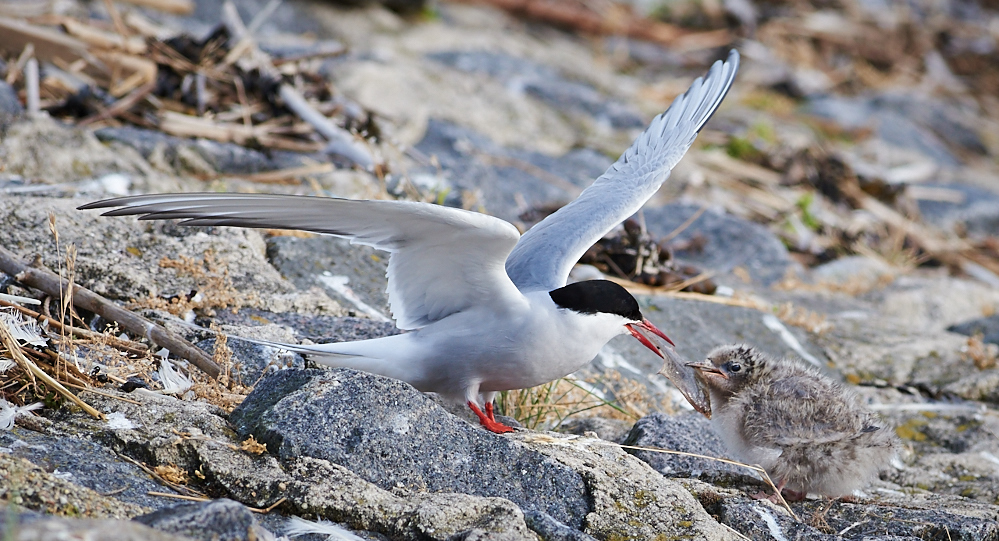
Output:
[
  {"left": 0, "top": 245, "right": 220, "bottom": 379},
  {"left": 448, "top": 0, "right": 732, "bottom": 49}
]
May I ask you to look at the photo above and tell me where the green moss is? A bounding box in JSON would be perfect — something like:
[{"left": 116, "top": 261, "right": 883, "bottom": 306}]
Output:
[
  {"left": 795, "top": 192, "right": 821, "bottom": 231},
  {"left": 748, "top": 121, "right": 776, "bottom": 144},
  {"left": 633, "top": 489, "right": 656, "bottom": 509},
  {"left": 725, "top": 137, "right": 759, "bottom": 161},
  {"left": 62, "top": 503, "right": 80, "bottom": 517},
  {"left": 895, "top": 418, "right": 928, "bottom": 441}
]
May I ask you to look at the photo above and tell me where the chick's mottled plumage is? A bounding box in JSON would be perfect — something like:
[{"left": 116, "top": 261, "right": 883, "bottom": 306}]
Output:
[{"left": 690, "top": 344, "right": 899, "bottom": 499}]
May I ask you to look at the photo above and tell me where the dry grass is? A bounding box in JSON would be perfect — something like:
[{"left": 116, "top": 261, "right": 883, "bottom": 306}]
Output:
[
  {"left": 129, "top": 250, "right": 255, "bottom": 317},
  {"left": 238, "top": 435, "right": 267, "bottom": 455},
  {"left": 190, "top": 324, "right": 252, "bottom": 412},
  {"left": 774, "top": 302, "right": 833, "bottom": 335},
  {"left": 497, "top": 370, "right": 661, "bottom": 431},
  {"left": 964, "top": 334, "right": 998, "bottom": 370},
  {"left": 775, "top": 272, "right": 897, "bottom": 297},
  {"left": 153, "top": 464, "right": 189, "bottom": 485}
]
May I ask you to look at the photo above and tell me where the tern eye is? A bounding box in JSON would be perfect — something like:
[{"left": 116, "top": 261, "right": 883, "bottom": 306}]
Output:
[{"left": 727, "top": 363, "right": 742, "bottom": 373}]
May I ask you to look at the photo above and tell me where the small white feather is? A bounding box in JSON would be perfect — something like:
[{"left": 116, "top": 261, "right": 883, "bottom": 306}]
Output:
[
  {"left": 0, "top": 399, "right": 43, "bottom": 430},
  {"left": 284, "top": 516, "right": 366, "bottom": 540},
  {"left": 157, "top": 359, "right": 193, "bottom": 394},
  {"left": 0, "top": 308, "right": 48, "bottom": 347}
]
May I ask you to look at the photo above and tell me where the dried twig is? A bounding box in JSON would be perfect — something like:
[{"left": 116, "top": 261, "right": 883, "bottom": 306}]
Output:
[
  {"left": 0, "top": 246, "right": 221, "bottom": 379},
  {"left": 450, "top": 0, "right": 732, "bottom": 50},
  {"left": 114, "top": 0, "right": 195, "bottom": 15},
  {"left": 119, "top": 454, "right": 206, "bottom": 497},
  {"left": 147, "top": 491, "right": 209, "bottom": 502},
  {"left": 219, "top": 1, "right": 375, "bottom": 170},
  {"left": 62, "top": 381, "right": 142, "bottom": 405}
]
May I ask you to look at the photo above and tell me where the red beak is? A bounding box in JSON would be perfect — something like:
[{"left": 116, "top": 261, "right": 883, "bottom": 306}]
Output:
[{"left": 626, "top": 318, "right": 675, "bottom": 358}]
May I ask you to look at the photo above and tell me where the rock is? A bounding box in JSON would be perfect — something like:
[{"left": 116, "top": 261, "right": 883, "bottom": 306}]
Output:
[
  {"left": 194, "top": 336, "right": 302, "bottom": 387},
  {"left": 212, "top": 310, "right": 398, "bottom": 344},
  {"left": 0, "top": 506, "right": 189, "bottom": 541},
  {"left": 868, "top": 275, "right": 999, "bottom": 335},
  {"left": 0, "top": 196, "right": 343, "bottom": 319},
  {"left": 949, "top": 314, "right": 999, "bottom": 345},
  {"left": 94, "top": 126, "right": 317, "bottom": 175},
  {"left": 915, "top": 183, "right": 999, "bottom": 240},
  {"left": 521, "top": 510, "right": 597, "bottom": 541},
  {"left": 0, "top": 80, "right": 24, "bottom": 128},
  {"left": 228, "top": 368, "right": 590, "bottom": 528},
  {"left": 811, "top": 255, "right": 897, "bottom": 291},
  {"left": 48, "top": 387, "right": 538, "bottom": 540},
  {"left": 412, "top": 119, "right": 610, "bottom": 223},
  {"left": 872, "top": 110, "right": 961, "bottom": 167},
  {"left": 265, "top": 235, "right": 392, "bottom": 320},
  {"left": 689, "top": 479, "right": 999, "bottom": 540},
  {"left": 622, "top": 412, "right": 745, "bottom": 479},
  {"left": 805, "top": 96, "right": 963, "bottom": 166},
  {"left": 0, "top": 453, "right": 148, "bottom": 519},
  {"left": 228, "top": 368, "right": 737, "bottom": 539},
  {"left": 428, "top": 51, "right": 645, "bottom": 130},
  {"left": 0, "top": 428, "right": 166, "bottom": 510},
  {"left": 0, "top": 117, "right": 149, "bottom": 182},
  {"left": 134, "top": 499, "right": 273, "bottom": 541},
  {"left": 557, "top": 416, "right": 633, "bottom": 443},
  {"left": 641, "top": 202, "right": 797, "bottom": 286},
  {"left": 204, "top": 451, "right": 540, "bottom": 540},
  {"left": 523, "top": 433, "right": 736, "bottom": 540}
]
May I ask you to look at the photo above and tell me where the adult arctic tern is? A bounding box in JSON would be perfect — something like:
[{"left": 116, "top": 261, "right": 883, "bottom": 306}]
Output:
[{"left": 80, "top": 49, "right": 739, "bottom": 433}]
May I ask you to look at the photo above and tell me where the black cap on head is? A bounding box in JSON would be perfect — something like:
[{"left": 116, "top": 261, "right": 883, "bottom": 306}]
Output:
[{"left": 549, "top": 280, "right": 642, "bottom": 321}]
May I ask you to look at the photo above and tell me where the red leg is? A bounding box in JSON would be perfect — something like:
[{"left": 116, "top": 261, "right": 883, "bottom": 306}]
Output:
[
  {"left": 467, "top": 401, "right": 514, "bottom": 433},
  {"left": 484, "top": 401, "right": 497, "bottom": 422}
]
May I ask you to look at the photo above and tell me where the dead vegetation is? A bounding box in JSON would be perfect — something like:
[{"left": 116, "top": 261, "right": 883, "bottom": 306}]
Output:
[
  {"left": 129, "top": 250, "right": 255, "bottom": 318},
  {"left": 498, "top": 369, "right": 671, "bottom": 430},
  {"left": 0, "top": 0, "right": 374, "bottom": 172}
]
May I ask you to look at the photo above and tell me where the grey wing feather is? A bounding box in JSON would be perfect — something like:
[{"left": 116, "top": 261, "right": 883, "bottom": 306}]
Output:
[
  {"left": 505, "top": 49, "right": 739, "bottom": 292},
  {"left": 79, "top": 193, "right": 524, "bottom": 330}
]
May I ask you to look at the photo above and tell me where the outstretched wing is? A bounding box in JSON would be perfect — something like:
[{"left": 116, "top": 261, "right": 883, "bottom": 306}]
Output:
[
  {"left": 79, "top": 193, "right": 525, "bottom": 330},
  {"left": 505, "top": 49, "right": 739, "bottom": 292}
]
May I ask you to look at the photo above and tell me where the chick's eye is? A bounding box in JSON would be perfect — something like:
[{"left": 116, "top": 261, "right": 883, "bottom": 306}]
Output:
[{"left": 728, "top": 363, "right": 742, "bottom": 373}]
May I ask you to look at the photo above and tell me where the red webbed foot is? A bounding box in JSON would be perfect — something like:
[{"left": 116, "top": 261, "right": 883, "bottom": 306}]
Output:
[{"left": 467, "top": 401, "right": 515, "bottom": 434}]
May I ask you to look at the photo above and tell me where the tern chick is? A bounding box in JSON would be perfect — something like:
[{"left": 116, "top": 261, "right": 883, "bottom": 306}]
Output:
[{"left": 687, "top": 344, "right": 899, "bottom": 500}]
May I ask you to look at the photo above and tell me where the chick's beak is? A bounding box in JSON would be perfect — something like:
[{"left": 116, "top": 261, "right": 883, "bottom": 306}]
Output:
[
  {"left": 686, "top": 360, "right": 728, "bottom": 379},
  {"left": 626, "top": 318, "right": 674, "bottom": 358}
]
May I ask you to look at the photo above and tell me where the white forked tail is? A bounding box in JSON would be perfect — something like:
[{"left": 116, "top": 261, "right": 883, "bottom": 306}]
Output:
[{"left": 229, "top": 332, "right": 418, "bottom": 383}]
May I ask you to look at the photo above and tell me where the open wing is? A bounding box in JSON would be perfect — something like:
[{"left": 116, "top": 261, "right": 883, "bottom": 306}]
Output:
[
  {"left": 79, "top": 193, "right": 524, "bottom": 330},
  {"left": 505, "top": 49, "right": 739, "bottom": 292}
]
